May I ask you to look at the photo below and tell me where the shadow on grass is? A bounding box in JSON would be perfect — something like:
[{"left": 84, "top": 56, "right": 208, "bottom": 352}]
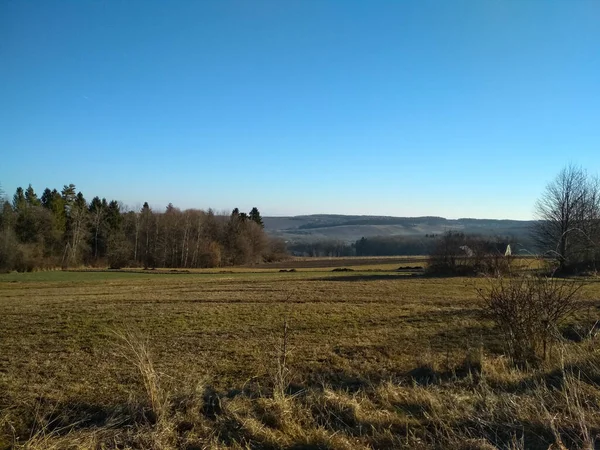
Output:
[
  {"left": 312, "top": 274, "right": 416, "bottom": 282},
  {"left": 450, "top": 418, "right": 556, "bottom": 450},
  {"left": 313, "top": 271, "right": 490, "bottom": 282},
  {"left": 494, "top": 361, "right": 600, "bottom": 395},
  {"left": 6, "top": 399, "right": 138, "bottom": 442}
]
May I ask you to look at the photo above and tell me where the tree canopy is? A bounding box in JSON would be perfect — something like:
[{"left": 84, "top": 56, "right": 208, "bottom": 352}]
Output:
[{"left": 0, "top": 184, "right": 285, "bottom": 272}]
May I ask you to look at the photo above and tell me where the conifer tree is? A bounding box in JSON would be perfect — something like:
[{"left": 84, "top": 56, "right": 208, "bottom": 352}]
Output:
[
  {"left": 12, "top": 187, "right": 26, "bottom": 212},
  {"left": 61, "top": 184, "right": 77, "bottom": 215},
  {"left": 249, "top": 207, "right": 264, "bottom": 228},
  {"left": 25, "top": 184, "right": 41, "bottom": 207}
]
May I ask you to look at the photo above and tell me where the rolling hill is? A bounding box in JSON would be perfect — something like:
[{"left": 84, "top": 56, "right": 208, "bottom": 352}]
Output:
[{"left": 264, "top": 214, "right": 535, "bottom": 248}]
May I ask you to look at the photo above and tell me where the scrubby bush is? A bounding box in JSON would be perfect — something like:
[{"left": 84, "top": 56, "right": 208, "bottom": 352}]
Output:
[{"left": 477, "top": 274, "right": 585, "bottom": 366}]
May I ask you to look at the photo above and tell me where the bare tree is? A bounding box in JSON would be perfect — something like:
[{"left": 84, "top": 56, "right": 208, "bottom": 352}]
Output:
[{"left": 533, "top": 165, "right": 600, "bottom": 272}]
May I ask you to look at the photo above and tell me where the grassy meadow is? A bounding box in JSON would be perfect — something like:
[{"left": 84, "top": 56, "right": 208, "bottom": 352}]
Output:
[{"left": 1, "top": 258, "right": 599, "bottom": 449}]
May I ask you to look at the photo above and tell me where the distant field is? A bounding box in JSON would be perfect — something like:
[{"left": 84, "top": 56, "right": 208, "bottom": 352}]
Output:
[
  {"left": 1, "top": 259, "right": 599, "bottom": 449},
  {"left": 252, "top": 256, "right": 428, "bottom": 270}
]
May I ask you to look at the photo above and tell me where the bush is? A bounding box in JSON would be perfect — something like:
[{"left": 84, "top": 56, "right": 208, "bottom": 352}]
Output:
[{"left": 477, "top": 275, "right": 585, "bottom": 366}]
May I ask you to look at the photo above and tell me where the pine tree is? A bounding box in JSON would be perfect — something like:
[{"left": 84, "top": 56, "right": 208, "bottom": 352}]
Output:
[
  {"left": 12, "top": 187, "right": 26, "bottom": 212},
  {"left": 249, "top": 207, "right": 264, "bottom": 228},
  {"left": 48, "top": 190, "right": 66, "bottom": 235},
  {"left": 25, "top": 184, "right": 41, "bottom": 207},
  {"left": 105, "top": 200, "right": 122, "bottom": 231},
  {"left": 61, "top": 184, "right": 77, "bottom": 216},
  {"left": 41, "top": 188, "right": 53, "bottom": 208}
]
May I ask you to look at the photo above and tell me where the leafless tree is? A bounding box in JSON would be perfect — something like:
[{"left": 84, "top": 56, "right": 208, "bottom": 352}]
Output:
[{"left": 533, "top": 165, "right": 600, "bottom": 272}]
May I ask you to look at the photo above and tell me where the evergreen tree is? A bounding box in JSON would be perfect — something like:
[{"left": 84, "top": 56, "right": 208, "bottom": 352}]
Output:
[
  {"left": 105, "top": 200, "right": 122, "bottom": 231},
  {"left": 12, "top": 187, "right": 26, "bottom": 212},
  {"left": 47, "top": 190, "right": 66, "bottom": 235},
  {"left": 75, "top": 192, "right": 87, "bottom": 210},
  {"left": 14, "top": 204, "right": 52, "bottom": 245},
  {"left": 249, "top": 207, "right": 264, "bottom": 228},
  {"left": 41, "top": 188, "right": 53, "bottom": 208},
  {"left": 25, "top": 184, "right": 41, "bottom": 207},
  {"left": 61, "top": 184, "right": 77, "bottom": 215},
  {"left": 38, "top": 188, "right": 67, "bottom": 254}
]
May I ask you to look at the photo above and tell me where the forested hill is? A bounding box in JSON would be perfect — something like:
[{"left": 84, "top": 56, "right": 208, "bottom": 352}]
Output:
[{"left": 263, "top": 215, "right": 534, "bottom": 244}]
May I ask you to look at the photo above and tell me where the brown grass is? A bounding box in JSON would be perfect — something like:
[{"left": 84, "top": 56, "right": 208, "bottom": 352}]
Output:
[{"left": 1, "top": 261, "right": 599, "bottom": 449}]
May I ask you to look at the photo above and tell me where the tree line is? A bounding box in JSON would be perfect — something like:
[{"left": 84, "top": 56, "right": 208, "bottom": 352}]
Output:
[
  {"left": 0, "top": 183, "right": 287, "bottom": 272},
  {"left": 289, "top": 234, "right": 513, "bottom": 258}
]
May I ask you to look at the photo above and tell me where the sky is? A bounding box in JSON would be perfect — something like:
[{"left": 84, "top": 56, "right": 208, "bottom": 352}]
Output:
[{"left": 1, "top": 1, "right": 599, "bottom": 220}]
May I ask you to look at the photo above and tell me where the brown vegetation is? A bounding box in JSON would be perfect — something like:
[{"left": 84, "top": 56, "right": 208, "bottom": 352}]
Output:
[{"left": 1, "top": 261, "right": 599, "bottom": 449}]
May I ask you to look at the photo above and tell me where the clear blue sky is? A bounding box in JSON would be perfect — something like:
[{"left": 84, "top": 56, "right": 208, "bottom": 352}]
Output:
[{"left": 1, "top": 1, "right": 598, "bottom": 219}]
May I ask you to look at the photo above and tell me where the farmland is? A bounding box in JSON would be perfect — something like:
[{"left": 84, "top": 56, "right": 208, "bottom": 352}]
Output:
[{"left": 1, "top": 260, "right": 600, "bottom": 449}]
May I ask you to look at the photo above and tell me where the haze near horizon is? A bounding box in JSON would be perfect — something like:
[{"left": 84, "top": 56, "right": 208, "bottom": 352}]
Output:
[{"left": 1, "top": 1, "right": 599, "bottom": 220}]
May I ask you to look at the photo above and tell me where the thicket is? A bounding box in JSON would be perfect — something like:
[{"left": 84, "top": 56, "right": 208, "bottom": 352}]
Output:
[
  {"left": 0, "top": 183, "right": 287, "bottom": 272},
  {"left": 427, "top": 231, "right": 513, "bottom": 276}
]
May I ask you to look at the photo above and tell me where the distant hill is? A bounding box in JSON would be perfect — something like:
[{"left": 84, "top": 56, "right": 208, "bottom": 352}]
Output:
[{"left": 264, "top": 214, "right": 536, "bottom": 249}]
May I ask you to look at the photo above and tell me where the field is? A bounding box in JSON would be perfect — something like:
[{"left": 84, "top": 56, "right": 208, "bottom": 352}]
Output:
[{"left": 1, "top": 260, "right": 600, "bottom": 449}]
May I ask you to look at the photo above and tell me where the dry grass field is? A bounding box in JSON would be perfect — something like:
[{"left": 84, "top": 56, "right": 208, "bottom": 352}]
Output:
[{"left": 1, "top": 260, "right": 599, "bottom": 449}]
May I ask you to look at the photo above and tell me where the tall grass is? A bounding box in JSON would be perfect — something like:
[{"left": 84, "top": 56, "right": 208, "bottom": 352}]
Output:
[{"left": 5, "top": 335, "right": 600, "bottom": 449}]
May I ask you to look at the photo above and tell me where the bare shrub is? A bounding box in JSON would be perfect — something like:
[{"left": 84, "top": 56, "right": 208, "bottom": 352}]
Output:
[{"left": 477, "top": 275, "right": 585, "bottom": 366}]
